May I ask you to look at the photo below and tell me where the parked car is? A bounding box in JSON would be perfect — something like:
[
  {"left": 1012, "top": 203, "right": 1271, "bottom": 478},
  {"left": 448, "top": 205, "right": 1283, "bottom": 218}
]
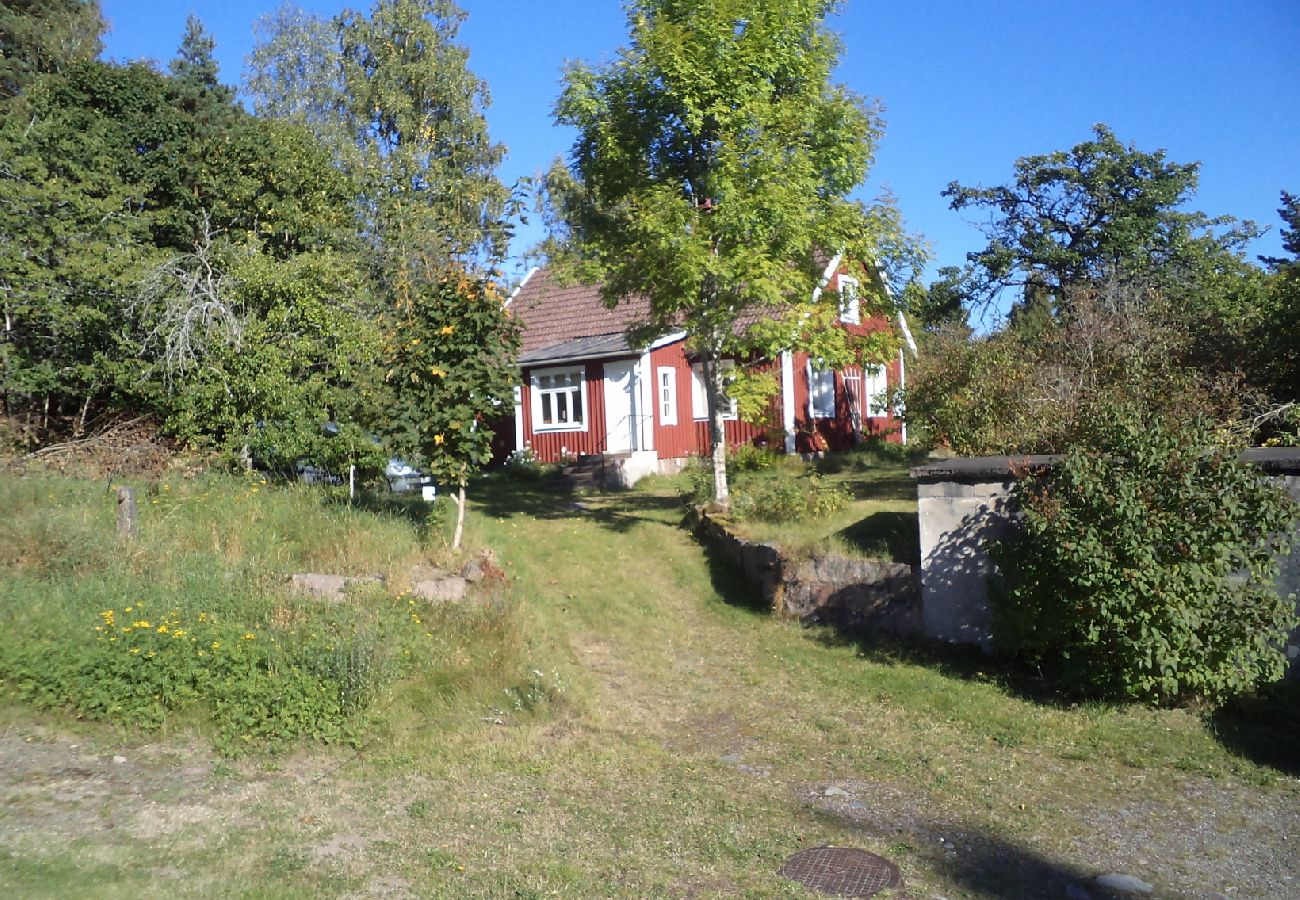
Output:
[{"left": 385, "top": 458, "right": 436, "bottom": 498}]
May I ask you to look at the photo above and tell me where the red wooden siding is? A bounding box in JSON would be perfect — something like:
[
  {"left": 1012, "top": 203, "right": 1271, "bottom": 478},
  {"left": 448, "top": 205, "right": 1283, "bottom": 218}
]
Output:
[
  {"left": 791, "top": 349, "right": 902, "bottom": 452},
  {"left": 649, "top": 342, "right": 774, "bottom": 461},
  {"left": 521, "top": 360, "right": 613, "bottom": 461}
]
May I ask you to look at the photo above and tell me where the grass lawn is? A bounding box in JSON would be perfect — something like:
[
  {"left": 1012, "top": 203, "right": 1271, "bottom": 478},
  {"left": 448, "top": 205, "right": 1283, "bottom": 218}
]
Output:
[
  {"left": 1, "top": 468, "right": 1297, "bottom": 898},
  {"left": 713, "top": 445, "right": 925, "bottom": 563}
]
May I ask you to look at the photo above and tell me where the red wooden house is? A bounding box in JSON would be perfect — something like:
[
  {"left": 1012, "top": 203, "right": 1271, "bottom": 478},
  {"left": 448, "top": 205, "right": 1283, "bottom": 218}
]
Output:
[{"left": 506, "top": 256, "right": 915, "bottom": 485}]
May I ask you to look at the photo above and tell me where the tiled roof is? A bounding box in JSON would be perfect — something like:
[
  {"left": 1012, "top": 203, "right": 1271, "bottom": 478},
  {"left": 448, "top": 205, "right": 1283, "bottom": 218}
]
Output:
[{"left": 510, "top": 268, "right": 652, "bottom": 356}]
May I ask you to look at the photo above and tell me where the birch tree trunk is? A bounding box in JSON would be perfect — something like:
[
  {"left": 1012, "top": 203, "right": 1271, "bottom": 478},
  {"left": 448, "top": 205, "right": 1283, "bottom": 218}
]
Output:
[
  {"left": 702, "top": 350, "right": 730, "bottom": 509},
  {"left": 452, "top": 482, "right": 467, "bottom": 550}
]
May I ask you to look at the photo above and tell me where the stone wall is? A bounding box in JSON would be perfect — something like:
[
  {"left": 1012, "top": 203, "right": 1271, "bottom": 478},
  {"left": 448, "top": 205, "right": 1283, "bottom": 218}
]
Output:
[
  {"left": 910, "top": 449, "right": 1300, "bottom": 671},
  {"left": 694, "top": 511, "right": 920, "bottom": 636}
]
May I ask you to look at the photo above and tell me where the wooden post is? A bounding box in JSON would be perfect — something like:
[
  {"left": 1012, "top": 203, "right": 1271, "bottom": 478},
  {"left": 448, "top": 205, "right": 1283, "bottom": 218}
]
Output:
[{"left": 116, "top": 487, "right": 138, "bottom": 540}]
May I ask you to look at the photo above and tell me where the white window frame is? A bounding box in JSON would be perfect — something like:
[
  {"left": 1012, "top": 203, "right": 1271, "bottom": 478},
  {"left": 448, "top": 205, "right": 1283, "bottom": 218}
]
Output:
[
  {"left": 809, "top": 363, "right": 836, "bottom": 419},
  {"left": 863, "top": 364, "right": 888, "bottom": 417},
  {"left": 691, "top": 360, "right": 737, "bottom": 421},
  {"left": 657, "top": 366, "right": 678, "bottom": 426},
  {"left": 529, "top": 365, "right": 588, "bottom": 432},
  {"left": 838, "top": 274, "right": 861, "bottom": 325}
]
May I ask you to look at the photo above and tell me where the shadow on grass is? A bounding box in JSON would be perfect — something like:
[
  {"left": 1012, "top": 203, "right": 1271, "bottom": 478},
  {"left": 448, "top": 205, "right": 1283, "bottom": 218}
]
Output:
[
  {"left": 1210, "top": 681, "right": 1300, "bottom": 776},
  {"left": 805, "top": 805, "right": 1132, "bottom": 900},
  {"left": 805, "top": 627, "right": 1090, "bottom": 710},
  {"left": 835, "top": 511, "right": 920, "bottom": 564},
  {"left": 696, "top": 538, "right": 773, "bottom": 617},
  {"left": 470, "top": 475, "right": 687, "bottom": 535}
]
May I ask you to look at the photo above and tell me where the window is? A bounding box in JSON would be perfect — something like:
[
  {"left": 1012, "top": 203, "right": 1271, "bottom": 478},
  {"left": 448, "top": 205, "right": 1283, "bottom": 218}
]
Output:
[
  {"left": 657, "top": 367, "right": 678, "bottom": 425},
  {"left": 530, "top": 366, "right": 586, "bottom": 431},
  {"left": 864, "top": 364, "right": 888, "bottom": 416},
  {"left": 810, "top": 366, "right": 836, "bottom": 418},
  {"left": 838, "top": 275, "right": 860, "bottom": 325},
  {"left": 691, "top": 360, "right": 736, "bottom": 420}
]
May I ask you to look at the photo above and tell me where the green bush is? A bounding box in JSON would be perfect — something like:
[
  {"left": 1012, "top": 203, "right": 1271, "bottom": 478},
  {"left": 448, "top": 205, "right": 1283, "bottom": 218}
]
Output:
[
  {"left": 730, "top": 442, "right": 779, "bottom": 472},
  {"left": 733, "top": 474, "right": 851, "bottom": 522},
  {"left": 2, "top": 602, "right": 388, "bottom": 751},
  {"left": 993, "top": 418, "right": 1299, "bottom": 705}
]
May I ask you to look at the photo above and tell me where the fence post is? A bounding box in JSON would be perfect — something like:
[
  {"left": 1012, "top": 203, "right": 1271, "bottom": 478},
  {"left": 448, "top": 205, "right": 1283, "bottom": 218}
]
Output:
[{"left": 116, "top": 486, "right": 138, "bottom": 540}]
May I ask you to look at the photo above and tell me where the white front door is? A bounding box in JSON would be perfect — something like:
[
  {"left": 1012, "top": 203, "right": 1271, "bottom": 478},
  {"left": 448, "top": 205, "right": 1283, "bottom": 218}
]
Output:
[{"left": 603, "top": 359, "right": 638, "bottom": 453}]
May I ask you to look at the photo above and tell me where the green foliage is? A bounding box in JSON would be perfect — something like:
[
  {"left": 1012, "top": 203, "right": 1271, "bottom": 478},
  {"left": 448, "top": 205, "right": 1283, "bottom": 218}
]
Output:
[
  {"left": 733, "top": 473, "right": 851, "bottom": 523},
  {"left": 728, "top": 442, "right": 779, "bottom": 472},
  {"left": 993, "top": 418, "right": 1299, "bottom": 705},
  {"left": 904, "top": 284, "right": 1260, "bottom": 455},
  {"left": 0, "top": 473, "right": 533, "bottom": 754},
  {"left": 501, "top": 447, "right": 544, "bottom": 480},
  {"left": 0, "top": 39, "right": 382, "bottom": 458},
  {"left": 692, "top": 459, "right": 849, "bottom": 522},
  {"left": 0, "top": 0, "right": 104, "bottom": 98},
  {"left": 944, "top": 123, "right": 1259, "bottom": 315},
  {"left": 553, "top": 0, "right": 918, "bottom": 504},
  {"left": 382, "top": 271, "right": 520, "bottom": 488},
  {"left": 248, "top": 0, "right": 510, "bottom": 273}
]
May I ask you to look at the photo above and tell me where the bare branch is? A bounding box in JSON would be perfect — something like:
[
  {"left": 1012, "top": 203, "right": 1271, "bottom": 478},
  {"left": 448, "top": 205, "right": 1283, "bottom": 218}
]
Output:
[{"left": 132, "top": 212, "right": 244, "bottom": 385}]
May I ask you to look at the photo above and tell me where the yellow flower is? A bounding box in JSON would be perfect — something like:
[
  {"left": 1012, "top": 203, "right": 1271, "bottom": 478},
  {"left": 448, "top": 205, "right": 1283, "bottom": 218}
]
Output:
[
  {"left": 211, "top": 642, "right": 221, "bottom": 650},
  {"left": 172, "top": 629, "right": 186, "bottom": 638},
  {"left": 124, "top": 607, "right": 133, "bottom": 613},
  {"left": 439, "top": 325, "right": 455, "bottom": 335},
  {"left": 434, "top": 433, "right": 445, "bottom": 445},
  {"left": 129, "top": 648, "right": 140, "bottom": 654},
  {"left": 242, "top": 632, "right": 256, "bottom": 641},
  {"left": 157, "top": 625, "right": 168, "bottom": 634}
]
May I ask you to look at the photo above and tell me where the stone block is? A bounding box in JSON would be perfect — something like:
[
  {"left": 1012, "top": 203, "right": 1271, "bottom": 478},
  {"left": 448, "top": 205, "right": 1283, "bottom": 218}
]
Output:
[{"left": 412, "top": 577, "right": 467, "bottom": 602}]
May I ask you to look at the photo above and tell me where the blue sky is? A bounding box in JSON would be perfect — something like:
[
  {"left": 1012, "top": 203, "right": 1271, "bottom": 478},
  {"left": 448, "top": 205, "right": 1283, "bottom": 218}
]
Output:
[{"left": 99, "top": 1, "right": 1300, "bottom": 283}]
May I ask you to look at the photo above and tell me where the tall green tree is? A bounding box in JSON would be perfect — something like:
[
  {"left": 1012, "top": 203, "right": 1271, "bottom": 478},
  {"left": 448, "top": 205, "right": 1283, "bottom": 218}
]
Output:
[
  {"left": 944, "top": 124, "right": 1259, "bottom": 318},
  {"left": 554, "top": 0, "right": 910, "bottom": 506},
  {"left": 250, "top": 0, "right": 520, "bottom": 518},
  {"left": 247, "top": 0, "right": 511, "bottom": 275}
]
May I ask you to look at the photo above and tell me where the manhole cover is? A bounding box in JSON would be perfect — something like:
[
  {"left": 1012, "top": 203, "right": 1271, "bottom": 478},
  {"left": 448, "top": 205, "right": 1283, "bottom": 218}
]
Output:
[{"left": 779, "top": 846, "right": 901, "bottom": 897}]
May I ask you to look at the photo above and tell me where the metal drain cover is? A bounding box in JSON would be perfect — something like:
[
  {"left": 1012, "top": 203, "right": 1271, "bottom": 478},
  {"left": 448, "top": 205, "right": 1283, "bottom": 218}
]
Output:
[{"left": 779, "top": 846, "right": 901, "bottom": 897}]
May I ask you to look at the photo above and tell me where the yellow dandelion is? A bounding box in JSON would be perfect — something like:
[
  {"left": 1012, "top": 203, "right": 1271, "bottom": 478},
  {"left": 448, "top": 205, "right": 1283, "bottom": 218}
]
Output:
[
  {"left": 211, "top": 641, "right": 221, "bottom": 650},
  {"left": 242, "top": 632, "right": 256, "bottom": 641},
  {"left": 129, "top": 648, "right": 140, "bottom": 654},
  {"left": 157, "top": 625, "right": 168, "bottom": 634},
  {"left": 439, "top": 325, "right": 455, "bottom": 335}
]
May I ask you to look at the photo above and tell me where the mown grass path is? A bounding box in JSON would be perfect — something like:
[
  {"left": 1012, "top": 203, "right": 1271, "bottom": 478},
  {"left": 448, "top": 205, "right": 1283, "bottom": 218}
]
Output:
[{"left": 2, "top": 476, "right": 1298, "bottom": 898}]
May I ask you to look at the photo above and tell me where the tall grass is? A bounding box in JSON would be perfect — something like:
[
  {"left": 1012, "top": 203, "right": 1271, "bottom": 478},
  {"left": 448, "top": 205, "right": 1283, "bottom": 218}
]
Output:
[{"left": 0, "top": 472, "right": 540, "bottom": 752}]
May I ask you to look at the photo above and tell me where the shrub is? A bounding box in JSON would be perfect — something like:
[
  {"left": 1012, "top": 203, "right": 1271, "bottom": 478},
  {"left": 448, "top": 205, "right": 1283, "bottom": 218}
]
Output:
[
  {"left": 733, "top": 474, "right": 851, "bottom": 522},
  {"left": 993, "top": 417, "right": 1299, "bottom": 705},
  {"left": 730, "top": 442, "right": 779, "bottom": 472},
  {"left": 502, "top": 447, "right": 544, "bottom": 480}
]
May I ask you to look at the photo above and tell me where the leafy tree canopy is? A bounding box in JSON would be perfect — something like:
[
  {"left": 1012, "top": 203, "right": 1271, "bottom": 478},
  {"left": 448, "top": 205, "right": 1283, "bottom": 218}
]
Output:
[
  {"left": 0, "top": 0, "right": 105, "bottom": 98},
  {"left": 553, "top": 0, "right": 917, "bottom": 504},
  {"left": 944, "top": 123, "right": 1260, "bottom": 317}
]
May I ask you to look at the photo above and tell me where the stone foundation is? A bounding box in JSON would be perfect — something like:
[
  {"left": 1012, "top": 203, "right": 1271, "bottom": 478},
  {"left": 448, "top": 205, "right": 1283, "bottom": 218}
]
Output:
[{"left": 694, "top": 510, "right": 920, "bottom": 636}]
